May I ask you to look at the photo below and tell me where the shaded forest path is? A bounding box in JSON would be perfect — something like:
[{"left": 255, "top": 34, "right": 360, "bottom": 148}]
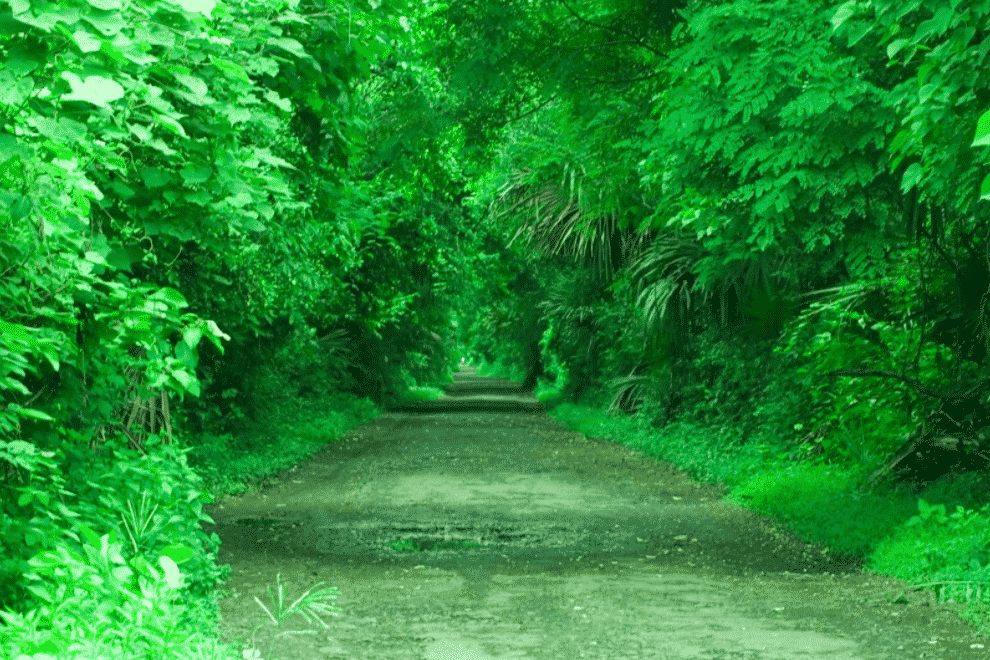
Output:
[{"left": 202, "top": 366, "right": 987, "bottom": 659}]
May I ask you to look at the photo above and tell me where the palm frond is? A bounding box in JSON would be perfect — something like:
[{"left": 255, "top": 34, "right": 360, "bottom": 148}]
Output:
[
  {"left": 625, "top": 232, "right": 705, "bottom": 337},
  {"left": 493, "top": 163, "right": 641, "bottom": 282},
  {"left": 605, "top": 372, "right": 650, "bottom": 415}
]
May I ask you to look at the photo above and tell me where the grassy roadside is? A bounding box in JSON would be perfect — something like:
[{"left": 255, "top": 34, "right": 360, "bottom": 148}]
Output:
[
  {"left": 0, "top": 378, "right": 446, "bottom": 660},
  {"left": 473, "top": 360, "right": 990, "bottom": 638}
]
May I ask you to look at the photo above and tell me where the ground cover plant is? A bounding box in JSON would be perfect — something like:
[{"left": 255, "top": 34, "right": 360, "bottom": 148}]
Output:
[{"left": 479, "top": 352, "right": 990, "bottom": 637}]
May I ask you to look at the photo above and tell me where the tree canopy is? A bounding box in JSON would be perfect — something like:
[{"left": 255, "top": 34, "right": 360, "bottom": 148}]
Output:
[{"left": 3, "top": 0, "right": 990, "bottom": 653}]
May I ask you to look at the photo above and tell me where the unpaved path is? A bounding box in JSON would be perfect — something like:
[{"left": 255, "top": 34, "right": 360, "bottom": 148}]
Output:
[{"left": 203, "top": 366, "right": 989, "bottom": 659}]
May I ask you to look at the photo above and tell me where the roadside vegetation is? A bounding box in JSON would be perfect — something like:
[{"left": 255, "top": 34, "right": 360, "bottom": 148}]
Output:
[
  {"left": 4, "top": 0, "right": 990, "bottom": 656},
  {"left": 476, "top": 330, "right": 990, "bottom": 637},
  {"left": 1, "top": 354, "right": 449, "bottom": 660}
]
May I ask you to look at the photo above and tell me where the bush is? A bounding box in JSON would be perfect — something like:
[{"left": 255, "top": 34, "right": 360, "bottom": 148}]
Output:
[
  {"left": 868, "top": 498, "right": 990, "bottom": 600},
  {"left": 0, "top": 433, "right": 238, "bottom": 660}
]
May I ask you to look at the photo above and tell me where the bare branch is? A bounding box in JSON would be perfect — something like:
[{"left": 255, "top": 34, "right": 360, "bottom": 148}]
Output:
[
  {"left": 491, "top": 95, "right": 558, "bottom": 130},
  {"left": 826, "top": 368, "right": 990, "bottom": 404}
]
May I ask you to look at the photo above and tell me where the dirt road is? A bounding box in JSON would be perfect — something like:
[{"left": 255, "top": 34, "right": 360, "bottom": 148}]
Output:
[{"left": 203, "top": 366, "right": 989, "bottom": 659}]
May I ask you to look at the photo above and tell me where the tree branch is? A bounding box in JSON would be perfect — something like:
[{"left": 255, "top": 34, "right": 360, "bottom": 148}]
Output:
[
  {"left": 558, "top": 0, "right": 666, "bottom": 58},
  {"left": 574, "top": 71, "right": 664, "bottom": 86},
  {"left": 921, "top": 219, "right": 964, "bottom": 282},
  {"left": 491, "top": 95, "right": 558, "bottom": 130},
  {"left": 826, "top": 368, "right": 990, "bottom": 404},
  {"left": 826, "top": 368, "right": 944, "bottom": 400},
  {"left": 564, "top": 39, "right": 642, "bottom": 51}
]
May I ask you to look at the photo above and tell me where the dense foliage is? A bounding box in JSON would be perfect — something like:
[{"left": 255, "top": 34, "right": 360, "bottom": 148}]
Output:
[
  {"left": 0, "top": 0, "right": 480, "bottom": 655},
  {"left": 3, "top": 0, "right": 990, "bottom": 655},
  {"left": 459, "top": 0, "right": 990, "bottom": 488}
]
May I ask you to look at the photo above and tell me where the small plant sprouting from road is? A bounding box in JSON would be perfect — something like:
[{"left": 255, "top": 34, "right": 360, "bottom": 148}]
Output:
[
  {"left": 388, "top": 538, "right": 419, "bottom": 553},
  {"left": 243, "top": 573, "right": 342, "bottom": 660}
]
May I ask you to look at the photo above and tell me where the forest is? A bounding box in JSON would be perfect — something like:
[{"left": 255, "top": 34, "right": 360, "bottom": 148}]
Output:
[{"left": 2, "top": 0, "right": 990, "bottom": 656}]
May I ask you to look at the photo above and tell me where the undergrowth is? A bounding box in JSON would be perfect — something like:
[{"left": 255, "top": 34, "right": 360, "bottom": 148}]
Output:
[
  {"left": 477, "top": 359, "right": 990, "bottom": 640},
  {"left": 1, "top": 378, "right": 387, "bottom": 660}
]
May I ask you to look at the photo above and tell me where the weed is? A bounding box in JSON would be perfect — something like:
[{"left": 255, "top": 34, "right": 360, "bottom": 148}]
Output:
[{"left": 243, "top": 573, "right": 341, "bottom": 660}]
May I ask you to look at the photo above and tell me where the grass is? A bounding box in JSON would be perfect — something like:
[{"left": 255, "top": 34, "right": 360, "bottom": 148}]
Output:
[
  {"left": 0, "top": 386, "right": 385, "bottom": 660},
  {"left": 187, "top": 391, "right": 381, "bottom": 499},
  {"left": 475, "top": 358, "right": 990, "bottom": 639},
  {"left": 7, "top": 358, "right": 988, "bottom": 659},
  {"left": 398, "top": 385, "right": 446, "bottom": 402},
  {"left": 242, "top": 573, "right": 342, "bottom": 660}
]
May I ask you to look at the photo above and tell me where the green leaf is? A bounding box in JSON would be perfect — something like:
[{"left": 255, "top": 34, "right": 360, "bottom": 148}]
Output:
[
  {"left": 913, "top": 6, "right": 953, "bottom": 41},
  {"left": 183, "top": 326, "right": 202, "bottom": 348},
  {"left": 0, "top": 320, "right": 31, "bottom": 340},
  {"left": 225, "top": 191, "right": 253, "bottom": 207},
  {"left": 0, "top": 7, "right": 27, "bottom": 35},
  {"left": 78, "top": 522, "right": 101, "bottom": 549},
  {"left": 105, "top": 247, "right": 133, "bottom": 272},
  {"left": 886, "top": 38, "right": 909, "bottom": 59},
  {"left": 979, "top": 34, "right": 990, "bottom": 60},
  {"left": 11, "top": 3, "right": 80, "bottom": 32},
  {"left": 263, "top": 90, "right": 292, "bottom": 113},
  {"left": 980, "top": 173, "right": 990, "bottom": 201},
  {"left": 153, "top": 287, "right": 188, "bottom": 308},
  {"left": 173, "top": 73, "right": 208, "bottom": 97},
  {"left": 901, "top": 162, "right": 924, "bottom": 192},
  {"left": 174, "top": 0, "right": 216, "bottom": 15},
  {"left": 93, "top": 234, "right": 112, "bottom": 257},
  {"left": 128, "top": 122, "right": 153, "bottom": 142},
  {"left": 29, "top": 116, "right": 87, "bottom": 143},
  {"left": 222, "top": 105, "right": 252, "bottom": 124},
  {"left": 39, "top": 345, "right": 59, "bottom": 372},
  {"left": 844, "top": 20, "right": 871, "bottom": 48},
  {"left": 171, "top": 369, "right": 193, "bottom": 388},
  {"left": 973, "top": 110, "right": 990, "bottom": 147},
  {"left": 204, "top": 320, "right": 230, "bottom": 350},
  {"left": 175, "top": 339, "right": 196, "bottom": 369},
  {"left": 210, "top": 57, "right": 250, "bottom": 84},
  {"left": 0, "top": 70, "right": 34, "bottom": 107},
  {"left": 87, "top": 0, "right": 124, "bottom": 10},
  {"left": 171, "top": 369, "right": 201, "bottom": 396},
  {"left": 180, "top": 165, "right": 213, "bottom": 185},
  {"left": 155, "top": 114, "right": 188, "bottom": 138},
  {"left": 160, "top": 544, "right": 195, "bottom": 564},
  {"left": 889, "top": 129, "right": 913, "bottom": 154},
  {"left": 110, "top": 181, "right": 136, "bottom": 199},
  {"left": 830, "top": 1, "right": 856, "bottom": 31},
  {"left": 71, "top": 26, "right": 102, "bottom": 53},
  {"left": 2, "top": 378, "right": 31, "bottom": 396},
  {"left": 17, "top": 491, "right": 32, "bottom": 507},
  {"left": 0, "top": 134, "right": 32, "bottom": 164},
  {"left": 158, "top": 555, "right": 183, "bottom": 589},
  {"left": 253, "top": 147, "right": 297, "bottom": 170},
  {"left": 140, "top": 168, "right": 169, "bottom": 188},
  {"left": 84, "top": 250, "right": 107, "bottom": 265},
  {"left": 81, "top": 8, "right": 126, "bottom": 36},
  {"left": 269, "top": 37, "right": 310, "bottom": 60},
  {"left": 185, "top": 190, "right": 211, "bottom": 205}
]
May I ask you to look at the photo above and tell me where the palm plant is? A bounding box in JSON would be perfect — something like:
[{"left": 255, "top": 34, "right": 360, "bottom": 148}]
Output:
[
  {"left": 492, "top": 162, "right": 653, "bottom": 283},
  {"left": 490, "top": 159, "right": 801, "bottom": 420}
]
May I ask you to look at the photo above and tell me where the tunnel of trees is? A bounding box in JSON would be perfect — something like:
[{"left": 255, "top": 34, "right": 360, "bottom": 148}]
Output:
[{"left": 2, "top": 0, "right": 990, "bottom": 656}]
